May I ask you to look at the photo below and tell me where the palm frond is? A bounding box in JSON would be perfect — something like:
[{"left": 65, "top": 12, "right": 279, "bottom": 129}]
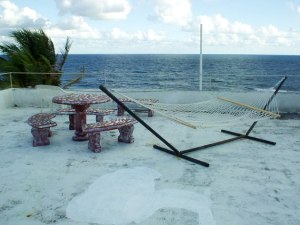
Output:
[
  {"left": 0, "top": 28, "right": 72, "bottom": 87},
  {"left": 56, "top": 37, "right": 72, "bottom": 72}
]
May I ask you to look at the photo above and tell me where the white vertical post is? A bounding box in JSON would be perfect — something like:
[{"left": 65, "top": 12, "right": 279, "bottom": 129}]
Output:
[{"left": 199, "top": 24, "right": 203, "bottom": 91}]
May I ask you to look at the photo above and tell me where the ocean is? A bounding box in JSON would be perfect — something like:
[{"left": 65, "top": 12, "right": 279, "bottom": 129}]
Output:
[{"left": 62, "top": 54, "right": 300, "bottom": 92}]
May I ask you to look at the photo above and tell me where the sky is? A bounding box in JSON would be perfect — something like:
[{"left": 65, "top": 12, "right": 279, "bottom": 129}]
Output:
[{"left": 1, "top": 0, "right": 300, "bottom": 54}]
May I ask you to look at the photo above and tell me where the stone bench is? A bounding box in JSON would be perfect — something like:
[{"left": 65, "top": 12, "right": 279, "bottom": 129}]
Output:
[
  {"left": 27, "top": 113, "right": 57, "bottom": 147},
  {"left": 82, "top": 117, "right": 137, "bottom": 152},
  {"left": 56, "top": 108, "right": 115, "bottom": 130},
  {"left": 117, "top": 98, "right": 159, "bottom": 117}
]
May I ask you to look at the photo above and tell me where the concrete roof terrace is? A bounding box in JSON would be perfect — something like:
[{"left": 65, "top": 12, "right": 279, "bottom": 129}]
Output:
[{"left": 0, "top": 86, "right": 299, "bottom": 225}]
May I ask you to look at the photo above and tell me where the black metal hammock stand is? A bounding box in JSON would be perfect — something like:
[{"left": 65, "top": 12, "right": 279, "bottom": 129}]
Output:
[{"left": 99, "top": 76, "right": 287, "bottom": 168}]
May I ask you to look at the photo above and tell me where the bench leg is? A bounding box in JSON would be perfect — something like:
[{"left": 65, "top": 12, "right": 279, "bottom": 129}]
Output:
[
  {"left": 69, "top": 115, "right": 75, "bottom": 130},
  {"left": 148, "top": 109, "right": 154, "bottom": 117},
  {"left": 118, "top": 125, "right": 134, "bottom": 143},
  {"left": 48, "top": 128, "right": 53, "bottom": 137},
  {"left": 96, "top": 115, "right": 104, "bottom": 122},
  {"left": 117, "top": 105, "right": 125, "bottom": 116},
  {"left": 88, "top": 132, "right": 102, "bottom": 152},
  {"left": 31, "top": 128, "right": 50, "bottom": 147}
]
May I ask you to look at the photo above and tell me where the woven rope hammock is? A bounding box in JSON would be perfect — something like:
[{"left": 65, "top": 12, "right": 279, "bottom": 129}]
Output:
[
  {"left": 99, "top": 76, "right": 287, "bottom": 167},
  {"left": 112, "top": 84, "right": 281, "bottom": 129}
]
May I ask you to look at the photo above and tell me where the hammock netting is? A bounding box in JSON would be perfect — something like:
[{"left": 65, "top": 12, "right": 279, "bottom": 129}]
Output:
[{"left": 110, "top": 77, "right": 285, "bottom": 129}]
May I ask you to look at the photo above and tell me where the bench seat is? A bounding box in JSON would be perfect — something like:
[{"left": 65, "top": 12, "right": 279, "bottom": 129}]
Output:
[
  {"left": 56, "top": 108, "right": 115, "bottom": 130},
  {"left": 83, "top": 117, "right": 137, "bottom": 152},
  {"left": 117, "top": 98, "right": 158, "bottom": 117},
  {"left": 27, "top": 113, "right": 57, "bottom": 146}
]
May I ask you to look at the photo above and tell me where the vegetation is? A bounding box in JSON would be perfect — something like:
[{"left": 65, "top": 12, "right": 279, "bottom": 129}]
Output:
[{"left": 0, "top": 29, "right": 71, "bottom": 87}]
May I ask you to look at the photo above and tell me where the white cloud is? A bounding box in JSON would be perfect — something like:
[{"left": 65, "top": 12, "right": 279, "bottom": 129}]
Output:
[
  {"left": 231, "top": 21, "right": 253, "bottom": 34},
  {"left": 44, "top": 22, "right": 166, "bottom": 54},
  {"left": 55, "top": 0, "right": 131, "bottom": 20},
  {"left": 152, "top": 0, "right": 192, "bottom": 26},
  {"left": 196, "top": 14, "right": 254, "bottom": 34},
  {"left": 288, "top": 2, "right": 300, "bottom": 14},
  {"left": 258, "top": 25, "right": 291, "bottom": 46},
  {"left": 0, "top": 0, "right": 47, "bottom": 30},
  {"left": 181, "top": 14, "right": 297, "bottom": 49},
  {"left": 110, "top": 27, "right": 129, "bottom": 40},
  {"left": 147, "top": 29, "right": 165, "bottom": 41},
  {"left": 260, "top": 25, "right": 281, "bottom": 37},
  {"left": 109, "top": 27, "right": 165, "bottom": 41},
  {"left": 0, "top": 0, "right": 298, "bottom": 54},
  {"left": 45, "top": 16, "right": 101, "bottom": 39}
]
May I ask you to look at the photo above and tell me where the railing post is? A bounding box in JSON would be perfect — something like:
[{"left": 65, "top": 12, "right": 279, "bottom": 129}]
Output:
[{"left": 9, "top": 72, "right": 13, "bottom": 88}]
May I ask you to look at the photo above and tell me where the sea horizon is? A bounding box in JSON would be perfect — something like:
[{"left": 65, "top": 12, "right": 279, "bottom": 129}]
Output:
[
  {"left": 67, "top": 53, "right": 300, "bottom": 56},
  {"left": 62, "top": 54, "right": 300, "bottom": 92},
  {"left": 1, "top": 54, "right": 299, "bottom": 92}
]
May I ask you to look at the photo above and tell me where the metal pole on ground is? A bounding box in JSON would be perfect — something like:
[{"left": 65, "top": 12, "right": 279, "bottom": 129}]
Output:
[{"left": 99, "top": 85, "right": 209, "bottom": 167}]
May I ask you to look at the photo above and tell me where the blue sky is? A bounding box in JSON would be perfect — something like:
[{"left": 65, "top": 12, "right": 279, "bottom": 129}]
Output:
[{"left": 1, "top": 0, "right": 300, "bottom": 54}]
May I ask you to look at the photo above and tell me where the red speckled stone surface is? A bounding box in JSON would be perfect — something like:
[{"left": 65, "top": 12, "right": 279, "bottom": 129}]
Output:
[{"left": 52, "top": 94, "right": 111, "bottom": 141}]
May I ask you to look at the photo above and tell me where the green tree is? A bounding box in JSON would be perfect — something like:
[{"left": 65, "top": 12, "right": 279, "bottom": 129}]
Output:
[{"left": 0, "top": 28, "right": 71, "bottom": 87}]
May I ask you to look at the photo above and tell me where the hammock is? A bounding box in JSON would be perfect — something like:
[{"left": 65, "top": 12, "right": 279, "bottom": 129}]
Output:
[
  {"left": 111, "top": 79, "right": 283, "bottom": 129},
  {"left": 99, "top": 76, "right": 287, "bottom": 167}
]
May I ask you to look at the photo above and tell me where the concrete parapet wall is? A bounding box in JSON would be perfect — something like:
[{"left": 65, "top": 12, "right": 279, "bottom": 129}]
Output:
[
  {"left": 0, "top": 89, "right": 14, "bottom": 109},
  {"left": 11, "top": 86, "right": 73, "bottom": 109},
  {"left": 0, "top": 87, "right": 299, "bottom": 113},
  {"left": 0, "top": 86, "right": 72, "bottom": 110}
]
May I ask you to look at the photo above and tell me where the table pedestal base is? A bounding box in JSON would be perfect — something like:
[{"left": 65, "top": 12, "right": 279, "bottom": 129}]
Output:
[{"left": 72, "top": 104, "right": 89, "bottom": 141}]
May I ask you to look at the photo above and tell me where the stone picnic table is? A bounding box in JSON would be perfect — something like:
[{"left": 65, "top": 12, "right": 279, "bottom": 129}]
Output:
[{"left": 52, "top": 93, "right": 111, "bottom": 141}]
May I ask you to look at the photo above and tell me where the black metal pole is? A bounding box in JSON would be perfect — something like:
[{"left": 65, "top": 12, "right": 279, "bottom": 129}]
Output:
[
  {"left": 179, "top": 136, "right": 244, "bottom": 154},
  {"left": 99, "top": 85, "right": 182, "bottom": 154},
  {"left": 221, "top": 130, "right": 276, "bottom": 145},
  {"left": 153, "top": 145, "right": 209, "bottom": 167},
  {"left": 263, "top": 76, "right": 288, "bottom": 110},
  {"left": 99, "top": 85, "right": 209, "bottom": 167},
  {"left": 246, "top": 76, "right": 287, "bottom": 135}
]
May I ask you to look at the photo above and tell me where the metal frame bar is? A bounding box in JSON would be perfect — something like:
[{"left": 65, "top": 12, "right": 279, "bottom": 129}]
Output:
[{"left": 99, "top": 85, "right": 209, "bottom": 167}]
